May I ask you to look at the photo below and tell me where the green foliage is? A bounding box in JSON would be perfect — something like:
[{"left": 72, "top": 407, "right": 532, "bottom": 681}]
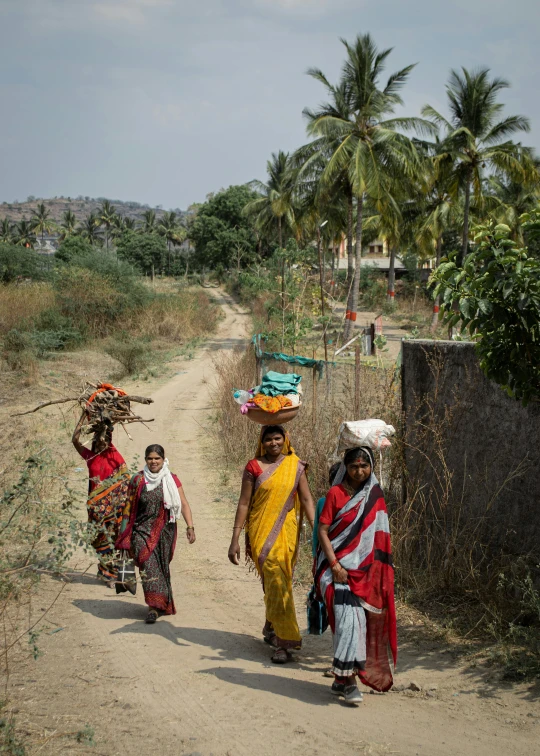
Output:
[
  {"left": 358, "top": 266, "right": 386, "bottom": 309},
  {"left": 0, "top": 244, "right": 49, "bottom": 283},
  {"left": 0, "top": 715, "right": 26, "bottom": 755},
  {"left": 431, "top": 215, "right": 540, "bottom": 403},
  {"left": 116, "top": 231, "right": 167, "bottom": 275},
  {"left": 188, "top": 185, "right": 258, "bottom": 270},
  {"left": 105, "top": 334, "right": 151, "bottom": 375},
  {"left": 55, "top": 235, "right": 93, "bottom": 263}
]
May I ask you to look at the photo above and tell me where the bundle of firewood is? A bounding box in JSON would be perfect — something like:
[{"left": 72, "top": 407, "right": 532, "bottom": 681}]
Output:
[{"left": 14, "top": 381, "right": 154, "bottom": 443}]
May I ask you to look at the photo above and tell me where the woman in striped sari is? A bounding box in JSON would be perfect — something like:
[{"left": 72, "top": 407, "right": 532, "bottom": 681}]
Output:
[
  {"left": 316, "top": 446, "right": 397, "bottom": 705},
  {"left": 72, "top": 414, "right": 130, "bottom": 585},
  {"left": 228, "top": 425, "right": 315, "bottom": 663}
]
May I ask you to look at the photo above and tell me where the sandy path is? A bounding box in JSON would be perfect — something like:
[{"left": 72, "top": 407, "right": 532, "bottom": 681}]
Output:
[{"left": 12, "top": 291, "right": 539, "bottom": 755}]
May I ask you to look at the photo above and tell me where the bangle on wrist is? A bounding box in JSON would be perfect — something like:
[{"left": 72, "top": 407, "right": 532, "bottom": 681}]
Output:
[
  {"left": 186, "top": 526, "right": 194, "bottom": 531},
  {"left": 330, "top": 558, "right": 339, "bottom": 569}
]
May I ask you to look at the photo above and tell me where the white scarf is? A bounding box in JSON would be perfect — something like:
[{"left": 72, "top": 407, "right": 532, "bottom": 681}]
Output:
[{"left": 143, "top": 458, "right": 182, "bottom": 523}]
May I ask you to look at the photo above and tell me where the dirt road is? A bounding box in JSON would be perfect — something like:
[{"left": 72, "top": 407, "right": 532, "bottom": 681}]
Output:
[{"left": 11, "top": 292, "right": 539, "bottom": 755}]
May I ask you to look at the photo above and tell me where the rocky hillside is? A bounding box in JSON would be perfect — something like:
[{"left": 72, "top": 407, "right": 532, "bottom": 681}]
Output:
[{"left": 0, "top": 196, "right": 185, "bottom": 224}]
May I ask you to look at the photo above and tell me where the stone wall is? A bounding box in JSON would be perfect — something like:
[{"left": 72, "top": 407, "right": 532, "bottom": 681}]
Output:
[{"left": 401, "top": 340, "right": 540, "bottom": 555}]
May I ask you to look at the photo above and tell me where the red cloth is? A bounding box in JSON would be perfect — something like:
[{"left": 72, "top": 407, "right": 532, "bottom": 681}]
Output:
[
  {"left": 318, "top": 484, "right": 350, "bottom": 526},
  {"left": 78, "top": 444, "right": 126, "bottom": 492},
  {"left": 244, "top": 459, "right": 263, "bottom": 480},
  {"left": 315, "top": 480, "right": 397, "bottom": 692}
]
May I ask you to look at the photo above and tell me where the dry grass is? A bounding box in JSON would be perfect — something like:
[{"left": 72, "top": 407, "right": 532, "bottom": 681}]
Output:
[
  {"left": 0, "top": 283, "right": 55, "bottom": 335},
  {"left": 128, "top": 288, "right": 222, "bottom": 342},
  {"left": 211, "top": 347, "right": 400, "bottom": 502}
]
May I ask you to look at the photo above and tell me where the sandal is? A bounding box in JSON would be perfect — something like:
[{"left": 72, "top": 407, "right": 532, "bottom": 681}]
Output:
[
  {"left": 145, "top": 609, "right": 159, "bottom": 624},
  {"left": 271, "top": 648, "right": 291, "bottom": 664}
]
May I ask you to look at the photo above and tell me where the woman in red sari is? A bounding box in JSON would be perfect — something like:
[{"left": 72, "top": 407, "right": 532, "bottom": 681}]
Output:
[
  {"left": 116, "top": 444, "right": 195, "bottom": 624},
  {"left": 316, "top": 446, "right": 397, "bottom": 705},
  {"left": 72, "top": 414, "right": 130, "bottom": 585}
]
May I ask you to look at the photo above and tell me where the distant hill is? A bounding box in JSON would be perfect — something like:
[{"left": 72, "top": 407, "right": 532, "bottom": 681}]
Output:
[{"left": 0, "top": 196, "right": 185, "bottom": 225}]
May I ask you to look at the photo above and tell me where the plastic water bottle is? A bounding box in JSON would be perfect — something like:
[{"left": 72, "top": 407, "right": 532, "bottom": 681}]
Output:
[{"left": 233, "top": 390, "right": 252, "bottom": 405}]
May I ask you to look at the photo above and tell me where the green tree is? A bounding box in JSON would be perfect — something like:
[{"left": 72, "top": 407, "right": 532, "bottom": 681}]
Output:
[
  {"left": 422, "top": 68, "right": 531, "bottom": 265},
  {"left": 78, "top": 213, "right": 103, "bottom": 246},
  {"left": 98, "top": 199, "right": 117, "bottom": 250},
  {"left": 431, "top": 215, "right": 540, "bottom": 404},
  {"left": 188, "top": 185, "right": 258, "bottom": 270},
  {"left": 56, "top": 235, "right": 93, "bottom": 263},
  {"left": 116, "top": 231, "right": 167, "bottom": 276},
  {"left": 485, "top": 149, "right": 540, "bottom": 242},
  {"left": 141, "top": 209, "right": 157, "bottom": 234},
  {"left": 306, "top": 34, "right": 430, "bottom": 339},
  {"left": 157, "top": 211, "right": 186, "bottom": 273},
  {"left": 0, "top": 218, "right": 13, "bottom": 243},
  {"left": 60, "top": 209, "right": 78, "bottom": 240},
  {"left": 14, "top": 219, "right": 37, "bottom": 248},
  {"left": 31, "top": 202, "right": 55, "bottom": 248},
  {"left": 244, "top": 151, "right": 297, "bottom": 248}
]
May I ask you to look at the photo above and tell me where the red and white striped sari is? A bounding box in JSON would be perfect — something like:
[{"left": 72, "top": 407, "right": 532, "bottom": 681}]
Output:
[{"left": 315, "top": 470, "right": 397, "bottom": 692}]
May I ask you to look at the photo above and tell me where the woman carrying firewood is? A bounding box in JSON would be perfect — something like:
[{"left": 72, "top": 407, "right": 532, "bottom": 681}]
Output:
[{"left": 72, "top": 413, "right": 131, "bottom": 586}]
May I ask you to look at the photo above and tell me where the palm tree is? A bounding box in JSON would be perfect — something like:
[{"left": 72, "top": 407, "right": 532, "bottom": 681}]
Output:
[
  {"left": 98, "top": 199, "right": 117, "bottom": 250},
  {"left": 31, "top": 202, "right": 55, "bottom": 249},
  {"left": 0, "top": 218, "right": 14, "bottom": 243},
  {"left": 78, "top": 213, "right": 102, "bottom": 246},
  {"left": 141, "top": 209, "right": 157, "bottom": 234},
  {"left": 485, "top": 149, "right": 540, "bottom": 241},
  {"left": 157, "top": 211, "right": 185, "bottom": 273},
  {"left": 123, "top": 217, "right": 137, "bottom": 231},
  {"left": 14, "top": 219, "right": 37, "bottom": 248},
  {"left": 422, "top": 67, "right": 531, "bottom": 265},
  {"left": 306, "top": 34, "right": 432, "bottom": 339},
  {"left": 300, "top": 79, "right": 357, "bottom": 281},
  {"left": 60, "top": 209, "right": 77, "bottom": 240},
  {"left": 244, "top": 151, "right": 297, "bottom": 248}
]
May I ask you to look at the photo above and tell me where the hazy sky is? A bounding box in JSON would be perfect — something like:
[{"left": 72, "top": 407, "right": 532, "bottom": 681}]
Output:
[{"left": 0, "top": 0, "right": 538, "bottom": 209}]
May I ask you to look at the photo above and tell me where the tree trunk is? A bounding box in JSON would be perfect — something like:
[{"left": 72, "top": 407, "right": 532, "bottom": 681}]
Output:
[
  {"left": 344, "top": 194, "right": 364, "bottom": 341},
  {"left": 278, "top": 216, "right": 285, "bottom": 350},
  {"left": 387, "top": 245, "right": 397, "bottom": 305},
  {"left": 346, "top": 195, "right": 354, "bottom": 282},
  {"left": 331, "top": 240, "right": 337, "bottom": 294},
  {"left": 460, "top": 178, "right": 471, "bottom": 267},
  {"left": 430, "top": 234, "right": 443, "bottom": 331}
]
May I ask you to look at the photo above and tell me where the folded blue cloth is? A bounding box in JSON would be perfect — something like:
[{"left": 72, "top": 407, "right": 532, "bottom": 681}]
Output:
[{"left": 253, "top": 371, "right": 302, "bottom": 397}]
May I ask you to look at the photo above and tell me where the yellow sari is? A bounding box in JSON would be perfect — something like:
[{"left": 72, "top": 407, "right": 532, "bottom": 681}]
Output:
[{"left": 246, "top": 435, "right": 306, "bottom": 649}]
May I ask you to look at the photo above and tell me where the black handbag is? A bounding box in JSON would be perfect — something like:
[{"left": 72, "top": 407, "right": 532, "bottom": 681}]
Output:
[
  {"left": 116, "top": 554, "right": 137, "bottom": 595},
  {"left": 306, "top": 584, "right": 328, "bottom": 635}
]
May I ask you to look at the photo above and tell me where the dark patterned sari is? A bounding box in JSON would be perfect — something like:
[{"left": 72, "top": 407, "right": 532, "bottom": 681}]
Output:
[{"left": 116, "top": 472, "right": 179, "bottom": 615}]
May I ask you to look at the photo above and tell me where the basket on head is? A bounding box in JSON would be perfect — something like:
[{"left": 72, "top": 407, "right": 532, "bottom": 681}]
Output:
[{"left": 246, "top": 403, "right": 302, "bottom": 425}]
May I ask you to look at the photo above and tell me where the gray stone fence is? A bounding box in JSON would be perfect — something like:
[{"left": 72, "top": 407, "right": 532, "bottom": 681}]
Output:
[{"left": 401, "top": 340, "right": 540, "bottom": 556}]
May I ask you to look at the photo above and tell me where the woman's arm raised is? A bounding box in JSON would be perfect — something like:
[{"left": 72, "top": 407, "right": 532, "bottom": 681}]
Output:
[
  {"left": 72, "top": 412, "right": 88, "bottom": 457},
  {"left": 228, "top": 477, "right": 253, "bottom": 565}
]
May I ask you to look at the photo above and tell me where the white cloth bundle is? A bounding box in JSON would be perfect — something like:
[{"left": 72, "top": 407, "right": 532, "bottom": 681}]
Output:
[
  {"left": 335, "top": 419, "right": 395, "bottom": 456},
  {"left": 143, "top": 458, "right": 182, "bottom": 522}
]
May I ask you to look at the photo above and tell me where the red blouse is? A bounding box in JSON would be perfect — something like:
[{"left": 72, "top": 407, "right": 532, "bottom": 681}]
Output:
[
  {"left": 78, "top": 444, "right": 127, "bottom": 492},
  {"left": 244, "top": 459, "right": 263, "bottom": 481},
  {"left": 318, "top": 484, "right": 352, "bottom": 526}
]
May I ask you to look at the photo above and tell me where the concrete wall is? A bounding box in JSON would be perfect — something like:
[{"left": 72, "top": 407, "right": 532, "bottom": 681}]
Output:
[{"left": 401, "top": 340, "right": 540, "bottom": 555}]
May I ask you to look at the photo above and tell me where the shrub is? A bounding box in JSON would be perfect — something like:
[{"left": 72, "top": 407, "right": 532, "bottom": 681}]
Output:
[
  {"left": 0, "top": 244, "right": 49, "bottom": 283},
  {"left": 116, "top": 231, "right": 167, "bottom": 275},
  {"left": 55, "top": 236, "right": 93, "bottom": 263},
  {"left": 105, "top": 334, "right": 151, "bottom": 375},
  {"left": 54, "top": 254, "right": 150, "bottom": 337}
]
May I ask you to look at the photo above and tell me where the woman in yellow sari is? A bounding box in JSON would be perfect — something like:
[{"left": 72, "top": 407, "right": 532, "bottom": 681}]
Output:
[{"left": 228, "top": 425, "right": 315, "bottom": 663}]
